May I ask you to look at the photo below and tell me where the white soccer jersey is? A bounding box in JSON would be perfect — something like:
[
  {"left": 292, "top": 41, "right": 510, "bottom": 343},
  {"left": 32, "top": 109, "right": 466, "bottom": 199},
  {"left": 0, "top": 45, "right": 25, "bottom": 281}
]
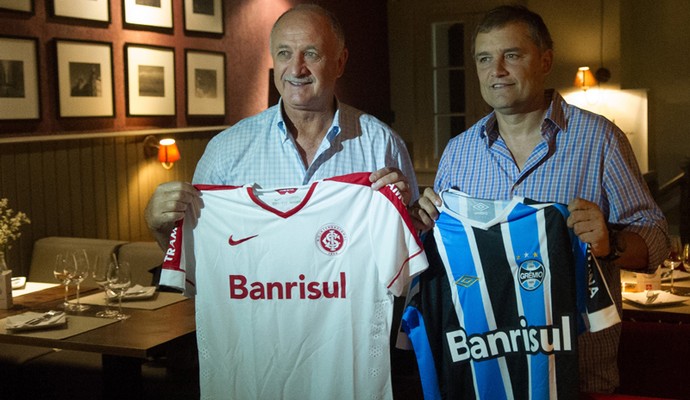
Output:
[{"left": 161, "top": 172, "right": 427, "bottom": 400}]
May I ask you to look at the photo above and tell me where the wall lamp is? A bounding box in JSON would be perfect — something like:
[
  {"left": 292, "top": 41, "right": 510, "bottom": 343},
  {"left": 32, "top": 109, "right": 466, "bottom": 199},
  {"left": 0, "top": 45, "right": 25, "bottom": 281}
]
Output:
[
  {"left": 143, "top": 135, "right": 181, "bottom": 169},
  {"left": 574, "top": 66, "right": 597, "bottom": 91}
]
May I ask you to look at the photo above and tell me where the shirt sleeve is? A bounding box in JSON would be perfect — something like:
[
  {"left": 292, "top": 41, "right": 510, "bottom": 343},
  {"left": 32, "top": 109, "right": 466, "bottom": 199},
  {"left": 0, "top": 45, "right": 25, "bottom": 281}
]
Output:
[{"left": 602, "top": 127, "right": 669, "bottom": 269}]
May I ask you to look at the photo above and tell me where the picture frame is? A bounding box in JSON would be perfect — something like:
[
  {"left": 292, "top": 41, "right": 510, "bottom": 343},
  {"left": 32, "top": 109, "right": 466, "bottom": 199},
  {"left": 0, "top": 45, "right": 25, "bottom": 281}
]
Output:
[
  {"left": 185, "top": 50, "right": 225, "bottom": 116},
  {"left": 53, "top": 0, "right": 110, "bottom": 22},
  {"left": 0, "top": 36, "right": 39, "bottom": 120},
  {"left": 56, "top": 39, "right": 114, "bottom": 118},
  {"left": 125, "top": 44, "right": 175, "bottom": 116},
  {"left": 183, "top": 0, "right": 223, "bottom": 34},
  {"left": 0, "top": 0, "right": 33, "bottom": 13},
  {"left": 122, "top": 0, "right": 172, "bottom": 30}
]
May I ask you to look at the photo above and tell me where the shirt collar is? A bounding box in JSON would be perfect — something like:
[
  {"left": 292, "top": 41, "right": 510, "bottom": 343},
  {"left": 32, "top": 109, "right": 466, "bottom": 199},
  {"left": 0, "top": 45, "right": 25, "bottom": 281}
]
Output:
[
  {"left": 276, "top": 98, "right": 342, "bottom": 143},
  {"left": 480, "top": 89, "right": 567, "bottom": 145}
]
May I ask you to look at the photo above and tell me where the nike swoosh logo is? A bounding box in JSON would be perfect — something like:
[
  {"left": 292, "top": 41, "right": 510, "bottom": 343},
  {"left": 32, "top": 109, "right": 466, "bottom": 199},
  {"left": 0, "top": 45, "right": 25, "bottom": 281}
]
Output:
[{"left": 228, "top": 234, "right": 258, "bottom": 246}]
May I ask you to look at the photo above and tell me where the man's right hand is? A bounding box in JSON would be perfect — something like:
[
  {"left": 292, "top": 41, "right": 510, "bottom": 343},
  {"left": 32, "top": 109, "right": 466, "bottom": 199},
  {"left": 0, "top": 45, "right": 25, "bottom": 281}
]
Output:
[
  {"left": 408, "top": 187, "right": 442, "bottom": 232},
  {"left": 144, "top": 181, "right": 201, "bottom": 250}
]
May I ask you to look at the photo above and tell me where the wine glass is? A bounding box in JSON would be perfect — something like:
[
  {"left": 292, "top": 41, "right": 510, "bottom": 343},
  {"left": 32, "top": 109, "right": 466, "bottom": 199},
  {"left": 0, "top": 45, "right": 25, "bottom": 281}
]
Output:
[
  {"left": 664, "top": 235, "right": 682, "bottom": 294},
  {"left": 106, "top": 260, "right": 132, "bottom": 320},
  {"left": 53, "top": 253, "right": 73, "bottom": 309},
  {"left": 91, "top": 256, "right": 118, "bottom": 318},
  {"left": 68, "top": 250, "right": 90, "bottom": 311},
  {"left": 682, "top": 243, "right": 690, "bottom": 273}
]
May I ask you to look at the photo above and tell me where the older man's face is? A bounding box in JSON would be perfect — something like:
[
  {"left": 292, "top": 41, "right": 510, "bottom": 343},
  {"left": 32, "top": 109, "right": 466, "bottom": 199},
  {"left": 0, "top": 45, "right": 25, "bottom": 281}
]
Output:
[{"left": 270, "top": 10, "right": 347, "bottom": 114}]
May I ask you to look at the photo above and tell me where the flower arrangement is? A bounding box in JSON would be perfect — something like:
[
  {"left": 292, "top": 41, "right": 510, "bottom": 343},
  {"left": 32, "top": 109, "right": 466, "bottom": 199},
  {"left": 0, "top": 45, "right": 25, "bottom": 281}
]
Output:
[{"left": 0, "top": 198, "right": 31, "bottom": 251}]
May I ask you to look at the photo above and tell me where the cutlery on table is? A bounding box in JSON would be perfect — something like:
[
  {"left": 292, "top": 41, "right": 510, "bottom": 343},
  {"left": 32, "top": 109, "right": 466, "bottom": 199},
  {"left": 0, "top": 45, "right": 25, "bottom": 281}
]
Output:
[
  {"left": 645, "top": 291, "right": 659, "bottom": 304},
  {"left": 23, "top": 310, "right": 64, "bottom": 326}
]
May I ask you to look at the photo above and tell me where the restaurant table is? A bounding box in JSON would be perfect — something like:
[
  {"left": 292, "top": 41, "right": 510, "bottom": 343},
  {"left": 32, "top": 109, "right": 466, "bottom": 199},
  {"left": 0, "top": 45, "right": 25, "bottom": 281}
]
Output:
[
  {"left": 0, "top": 284, "right": 195, "bottom": 399},
  {"left": 618, "top": 271, "right": 690, "bottom": 399},
  {"left": 621, "top": 270, "right": 690, "bottom": 324}
]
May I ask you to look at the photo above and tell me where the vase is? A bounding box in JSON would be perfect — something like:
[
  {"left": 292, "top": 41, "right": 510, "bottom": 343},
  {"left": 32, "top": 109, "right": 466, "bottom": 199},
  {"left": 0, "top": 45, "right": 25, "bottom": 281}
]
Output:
[{"left": 0, "top": 250, "right": 8, "bottom": 272}]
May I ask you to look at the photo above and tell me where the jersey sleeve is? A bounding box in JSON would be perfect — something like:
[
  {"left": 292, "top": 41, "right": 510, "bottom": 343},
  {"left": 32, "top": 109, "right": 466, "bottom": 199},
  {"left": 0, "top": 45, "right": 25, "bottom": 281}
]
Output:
[
  {"left": 370, "top": 183, "right": 428, "bottom": 296},
  {"left": 160, "top": 217, "right": 197, "bottom": 296}
]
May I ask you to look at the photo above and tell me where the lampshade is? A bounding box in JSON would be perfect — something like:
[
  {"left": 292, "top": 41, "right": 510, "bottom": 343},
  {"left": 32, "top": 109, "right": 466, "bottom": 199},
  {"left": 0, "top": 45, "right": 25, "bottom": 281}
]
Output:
[
  {"left": 574, "top": 66, "right": 597, "bottom": 90},
  {"left": 158, "top": 138, "right": 180, "bottom": 169}
]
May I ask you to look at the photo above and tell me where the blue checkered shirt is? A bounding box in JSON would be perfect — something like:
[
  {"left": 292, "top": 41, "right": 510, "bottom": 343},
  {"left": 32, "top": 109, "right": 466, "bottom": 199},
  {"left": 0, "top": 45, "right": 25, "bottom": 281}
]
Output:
[
  {"left": 194, "top": 101, "right": 418, "bottom": 201},
  {"left": 435, "top": 90, "right": 668, "bottom": 269}
]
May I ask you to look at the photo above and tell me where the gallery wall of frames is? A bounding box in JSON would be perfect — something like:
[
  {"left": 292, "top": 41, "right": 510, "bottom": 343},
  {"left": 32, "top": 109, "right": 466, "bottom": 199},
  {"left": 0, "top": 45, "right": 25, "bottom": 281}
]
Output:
[
  {"left": 0, "top": 0, "right": 393, "bottom": 139},
  {"left": 0, "top": 0, "right": 229, "bottom": 136}
]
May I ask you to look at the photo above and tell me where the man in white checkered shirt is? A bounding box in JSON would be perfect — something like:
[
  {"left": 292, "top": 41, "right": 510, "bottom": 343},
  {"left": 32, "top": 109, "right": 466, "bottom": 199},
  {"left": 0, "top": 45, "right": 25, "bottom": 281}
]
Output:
[{"left": 145, "top": 4, "right": 418, "bottom": 250}]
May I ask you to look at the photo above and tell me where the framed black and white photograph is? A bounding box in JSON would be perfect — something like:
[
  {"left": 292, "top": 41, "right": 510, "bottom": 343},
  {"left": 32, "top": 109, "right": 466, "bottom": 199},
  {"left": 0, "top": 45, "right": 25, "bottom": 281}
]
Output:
[
  {"left": 56, "top": 40, "right": 114, "bottom": 117},
  {"left": 53, "top": 0, "right": 110, "bottom": 22},
  {"left": 125, "top": 44, "right": 175, "bottom": 116},
  {"left": 186, "top": 50, "right": 224, "bottom": 116},
  {"left": 123, "top": 0, "right": 172, "bottom": 29},
  {"left": 183, "top": 0, "right": 223, "bottom": 34},
  {"left": 0, "top": 0, "right": 33, "bottom": 13},
  {"left": 0, "top": 36, "right": 39, "bottom": 120}
]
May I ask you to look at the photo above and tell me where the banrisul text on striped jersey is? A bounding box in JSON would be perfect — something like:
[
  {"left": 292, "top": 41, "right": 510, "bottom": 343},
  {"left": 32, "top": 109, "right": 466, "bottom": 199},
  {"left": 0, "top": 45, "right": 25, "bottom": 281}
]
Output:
[{"left": 445, "top": 315, "right": 574, "bottom": 363}]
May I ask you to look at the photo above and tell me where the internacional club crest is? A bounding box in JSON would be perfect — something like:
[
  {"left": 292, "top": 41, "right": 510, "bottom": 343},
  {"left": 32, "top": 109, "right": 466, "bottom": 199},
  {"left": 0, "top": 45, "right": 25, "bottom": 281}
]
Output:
[{"left": 316, "top": 224, "right": 347, "bottom": 256}]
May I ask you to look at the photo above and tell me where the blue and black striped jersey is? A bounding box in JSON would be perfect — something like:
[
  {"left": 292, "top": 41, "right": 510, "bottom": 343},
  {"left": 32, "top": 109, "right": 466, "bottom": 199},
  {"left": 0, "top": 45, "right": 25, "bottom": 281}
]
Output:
[{"left": 401, "top": 190, "right": 620, "bottom": 399}]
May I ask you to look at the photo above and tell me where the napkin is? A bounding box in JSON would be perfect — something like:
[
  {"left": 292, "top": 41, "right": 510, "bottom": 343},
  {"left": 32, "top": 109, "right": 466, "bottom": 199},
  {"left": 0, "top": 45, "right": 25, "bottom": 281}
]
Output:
[
  {"left": 5, "top": 311, "right": 67, "bottom": 332},
  {"left": 11, "top": 276, "right": 27, "bottom": 290},
  {"left": 107, "top": 284, "right": 157, "bottom": 301}
]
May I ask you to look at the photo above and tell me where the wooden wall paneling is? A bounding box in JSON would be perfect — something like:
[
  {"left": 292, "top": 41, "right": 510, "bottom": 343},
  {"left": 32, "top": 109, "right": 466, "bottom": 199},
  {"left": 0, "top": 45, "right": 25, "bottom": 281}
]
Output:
[
  {"left": 103, "top": 137, "right": 119, "bottom": 240},
  {"left": 28, "top": 143, "right": 47, "bottom": 252},
  {"left": 13, "top": 144, "right": 32, "bottom": 276},
  {"left": 91, "top": 138, "right": 107, "bottom": 239},
  {"left": 125, "top": 136, "right": 142, "bottom": 240},
  {"left": 0, "top": 130, "right": 216, "bottom": 275},
  {"left": 114, "top": 137, "right": 129, "bottom": 240},
  {"left": 67, "top": 141, "right": 84, "bottom": 237},
  {"left": 0, "top": 144, "right": 18, "bottom": 273},
  {"left": 79, "top": 139, "right": 97, "bottom": 239},
  {"left": 53, "top": 140, "right": 72, "bottom": 235},
  {"left": 41, "top": 141, "right": 60, "bottom": 237}
]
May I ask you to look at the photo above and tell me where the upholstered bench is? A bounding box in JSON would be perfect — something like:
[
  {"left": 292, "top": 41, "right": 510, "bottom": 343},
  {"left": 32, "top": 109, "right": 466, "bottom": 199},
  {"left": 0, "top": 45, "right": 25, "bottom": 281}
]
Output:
[{"left": 27, "top": 236, "right": 127, "bottom": 283}]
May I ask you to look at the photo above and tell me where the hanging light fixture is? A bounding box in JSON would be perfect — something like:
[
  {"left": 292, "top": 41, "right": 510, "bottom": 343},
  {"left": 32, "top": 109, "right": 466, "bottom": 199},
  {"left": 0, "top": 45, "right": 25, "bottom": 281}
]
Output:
[{"left": 594, "top": 0, "right": 610, "bottom": 83}]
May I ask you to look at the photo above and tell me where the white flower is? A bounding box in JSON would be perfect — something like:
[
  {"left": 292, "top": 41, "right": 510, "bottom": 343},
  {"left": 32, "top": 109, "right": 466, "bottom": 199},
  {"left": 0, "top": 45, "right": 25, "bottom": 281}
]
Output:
[{"left": 0, "top": 198, "right": 31, "bottom": 250}]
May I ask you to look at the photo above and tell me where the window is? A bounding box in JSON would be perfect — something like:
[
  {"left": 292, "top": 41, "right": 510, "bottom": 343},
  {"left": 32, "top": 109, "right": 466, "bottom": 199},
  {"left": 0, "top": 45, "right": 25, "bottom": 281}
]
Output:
[{"left": 433, "top": 22, "right": 466, "bottom": 158}]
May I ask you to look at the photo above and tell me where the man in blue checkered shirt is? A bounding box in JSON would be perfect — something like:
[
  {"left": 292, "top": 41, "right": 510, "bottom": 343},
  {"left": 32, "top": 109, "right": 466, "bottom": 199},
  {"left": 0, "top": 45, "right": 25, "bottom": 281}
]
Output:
[{"left": 410, "top": 5, "right": 668, "bottom": 395}]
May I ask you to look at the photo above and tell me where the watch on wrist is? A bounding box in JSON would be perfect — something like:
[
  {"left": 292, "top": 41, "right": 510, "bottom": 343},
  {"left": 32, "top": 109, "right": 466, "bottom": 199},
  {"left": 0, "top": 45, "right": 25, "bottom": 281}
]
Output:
[{"left": 599, "top": 229, "right": 624, "bottom": 262}]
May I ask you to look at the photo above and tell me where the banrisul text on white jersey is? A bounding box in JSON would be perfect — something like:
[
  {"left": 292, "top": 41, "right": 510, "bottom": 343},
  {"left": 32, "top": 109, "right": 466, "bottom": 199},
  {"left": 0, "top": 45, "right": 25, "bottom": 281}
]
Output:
[
  {"left": 445, "top": 315, "right": 574, "bottom": 363},
  {"left": 229, "top": 273, "right": 347, "bottom": 300}
]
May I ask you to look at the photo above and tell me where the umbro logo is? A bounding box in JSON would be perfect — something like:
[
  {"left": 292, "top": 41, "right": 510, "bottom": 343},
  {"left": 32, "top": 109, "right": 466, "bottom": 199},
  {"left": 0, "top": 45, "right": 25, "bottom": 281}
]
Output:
[
  {"left": 228, "top": 234, "right": 258, "bottom": 246},
  {"left": 472, "top": 202, "right": 490, "bottom": 212},
  {"left": 455, "top": 275, "right": 479, "bottom": 288}
]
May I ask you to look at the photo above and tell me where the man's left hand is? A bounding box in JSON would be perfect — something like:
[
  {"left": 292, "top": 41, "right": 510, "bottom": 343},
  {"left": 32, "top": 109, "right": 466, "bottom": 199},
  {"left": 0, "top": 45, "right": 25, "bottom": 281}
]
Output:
[
  {"left": 370, "top": 167, "right": 412, "bottom": 206},
  {"left": 567, "top": 198, "right": 610, "bottom": 257}
]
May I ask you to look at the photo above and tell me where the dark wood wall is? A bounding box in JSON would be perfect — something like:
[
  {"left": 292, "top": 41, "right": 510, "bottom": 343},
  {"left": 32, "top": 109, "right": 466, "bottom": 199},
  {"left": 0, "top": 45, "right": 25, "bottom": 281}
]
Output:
[{"left": 0, "top": 131, "right": 214, "bottom": 276}]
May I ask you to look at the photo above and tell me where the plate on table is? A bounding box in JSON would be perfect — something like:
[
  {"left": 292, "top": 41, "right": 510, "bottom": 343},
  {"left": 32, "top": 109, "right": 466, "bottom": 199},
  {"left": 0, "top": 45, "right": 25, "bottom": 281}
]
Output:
[
  {"left": 622, "top": 291, "right": 689, "bottom": 307},
  {"left": 4, "top": 311, "right": 67, "bottom": 332},
  {"left": 659, "top": 268, "right": 690, "bottom": 282},
  {"left": 11, "top": 276, "right": 26, "bottom": 290}
]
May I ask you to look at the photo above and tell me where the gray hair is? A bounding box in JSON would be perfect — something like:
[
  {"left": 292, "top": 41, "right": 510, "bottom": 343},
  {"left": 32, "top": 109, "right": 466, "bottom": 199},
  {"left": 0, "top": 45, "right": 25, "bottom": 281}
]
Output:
[{"left": 270, "top": 4, "right": 346, "bottom": 52}]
